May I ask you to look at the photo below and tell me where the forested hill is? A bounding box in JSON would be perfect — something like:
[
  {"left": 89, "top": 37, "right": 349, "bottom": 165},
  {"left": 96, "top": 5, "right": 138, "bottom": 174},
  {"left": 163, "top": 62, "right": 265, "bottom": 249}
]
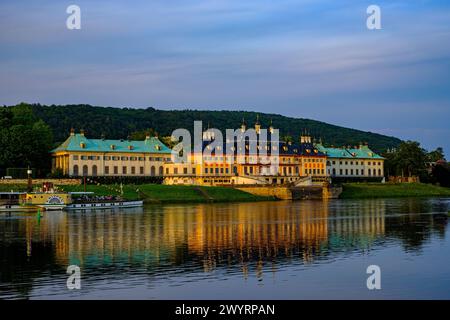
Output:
[{"left": 27, "top": 104, "right": 401, "bottom": 152}]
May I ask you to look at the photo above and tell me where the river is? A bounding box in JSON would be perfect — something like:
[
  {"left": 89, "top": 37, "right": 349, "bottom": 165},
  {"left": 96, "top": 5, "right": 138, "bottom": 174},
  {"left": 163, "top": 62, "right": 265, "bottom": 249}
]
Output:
[{"left": 1, "top": 197, "right": 450, "bottom": 299}]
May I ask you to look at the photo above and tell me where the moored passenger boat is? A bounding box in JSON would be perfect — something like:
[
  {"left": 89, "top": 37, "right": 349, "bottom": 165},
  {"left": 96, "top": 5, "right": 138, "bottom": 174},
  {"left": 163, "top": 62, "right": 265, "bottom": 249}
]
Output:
[{"left": 0, "top": 182, "right": 143, "bottom": 212}]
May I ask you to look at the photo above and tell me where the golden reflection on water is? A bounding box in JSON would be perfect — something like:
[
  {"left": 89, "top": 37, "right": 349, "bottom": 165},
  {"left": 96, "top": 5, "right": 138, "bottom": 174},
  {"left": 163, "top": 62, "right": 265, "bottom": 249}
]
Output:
[{"left": 14, "top": 199, "right": 389, "bottom": 271}]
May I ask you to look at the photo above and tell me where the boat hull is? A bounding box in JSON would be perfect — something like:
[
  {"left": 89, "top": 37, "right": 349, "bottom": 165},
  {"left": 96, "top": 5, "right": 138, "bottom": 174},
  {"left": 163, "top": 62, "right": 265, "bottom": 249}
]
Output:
[
  {"left": 66, "top": 200, "right": 143, "bottom": 210},
  {"left": 0, "top": 205, "right": 37, "bottom": 212}
]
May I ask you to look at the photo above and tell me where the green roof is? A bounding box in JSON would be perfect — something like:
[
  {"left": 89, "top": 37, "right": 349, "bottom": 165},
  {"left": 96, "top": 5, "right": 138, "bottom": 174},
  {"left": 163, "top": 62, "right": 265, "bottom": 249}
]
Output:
[
  {"left": 52, "top": 134, "right": 172, "bottom": 154},
  {"left": 315, "top": 143, "right": 384, "bottom": 159}
]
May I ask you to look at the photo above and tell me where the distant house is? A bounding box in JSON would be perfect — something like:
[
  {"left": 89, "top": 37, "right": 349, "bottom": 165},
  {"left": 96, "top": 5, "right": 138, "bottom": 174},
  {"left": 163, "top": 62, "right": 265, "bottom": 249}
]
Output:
[
  {"left": 314, "top": 143, "right": 385, "bottom": 182},
  {"left": 51, "top": 129, "right": 172, "bottom": 177}
]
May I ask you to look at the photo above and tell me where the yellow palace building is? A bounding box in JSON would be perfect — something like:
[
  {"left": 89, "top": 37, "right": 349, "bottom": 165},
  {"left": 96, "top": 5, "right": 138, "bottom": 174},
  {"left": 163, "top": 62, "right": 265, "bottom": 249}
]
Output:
[
  {"left": 163, "top": 120, "right": 328, "bottom": 186},
  {"left": 51, "top": 129, "right": 172, "bottom": 177}
]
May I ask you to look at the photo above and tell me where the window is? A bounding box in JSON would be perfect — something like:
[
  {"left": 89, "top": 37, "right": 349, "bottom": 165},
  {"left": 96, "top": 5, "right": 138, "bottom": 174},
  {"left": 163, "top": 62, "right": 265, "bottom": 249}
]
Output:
[
  {"left": 340, "top": 169, "right": 343, "bottom": 175},
  {"left": 204, "top": 168, "right": 208, "bottom": 174},
  {"left": 356, "top": 169, "right": 359, "bottom": 175},
  {"left": 140, "top": 167, "right": 144, "bottom": 174},
  {"left": 121, "top": 156, "right": 128, "bottom": 161},
  {"left": 123, "top": 166, "right": 127, "bottom": 174},
  {"left": 104, "top": 166, "right": 109, "bottom": 174},
  {"left": 82, "top": 165, "right": 88, "bottom": 176},
  {"left": 139, "top": 157, "right": 144, "bottom": 161},
  {"left": 73, "top": 155, "right": 79, "bottom": 160},
  {"left": 131, "top": 167, "right": 136, "bottom": 174},
  {"left": 73, "top": 165, "right": 79, "bottom": 176},
  {"left": 159, "top": 166, "right": 163, "bottom": 175},
  {"left": 192, "top": 168, "right": 196, "bottom": 174},
  {"left": 92, "top": 165, "right": 98, "bottom": 176},
  {"left": 151, "top": 166, "right": 156, "bottom": 176},
  {"left": 81, "top": 156, "right": 88, "bottom": 160},
  {"left": 104, "top": 156, "right": 111, "bottom": 161},
  {"left": 174, "top": 168, "right": 178, "bottom": 174},
  {"left": 114, "top": 166, "right": 118, "bottom": 174},
  {"left": 350, "top": 169, "right": 353, "bottom": 175},
  {"left": 183, "top": 168, "right": 188, "bottom": 174},
  {"left": 345, "top": 169, "right": 348, "bottom": 175}
]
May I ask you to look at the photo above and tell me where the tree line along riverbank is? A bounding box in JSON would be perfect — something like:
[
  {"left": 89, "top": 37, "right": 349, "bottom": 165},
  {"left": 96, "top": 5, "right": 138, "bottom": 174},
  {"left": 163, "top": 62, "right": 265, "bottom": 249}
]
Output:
[{"left": 1, "top": 182, "right": 449, "bottom": 203}]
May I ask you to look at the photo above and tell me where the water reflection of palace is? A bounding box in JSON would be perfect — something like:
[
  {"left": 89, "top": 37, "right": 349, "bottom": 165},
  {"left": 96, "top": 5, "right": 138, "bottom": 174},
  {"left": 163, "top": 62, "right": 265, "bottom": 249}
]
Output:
[
  {"left": 41, "top": 200, "right": 389, "bottom": 271},
  {"left": 2, "top": 198, "right": 447, "bottom": 279}
]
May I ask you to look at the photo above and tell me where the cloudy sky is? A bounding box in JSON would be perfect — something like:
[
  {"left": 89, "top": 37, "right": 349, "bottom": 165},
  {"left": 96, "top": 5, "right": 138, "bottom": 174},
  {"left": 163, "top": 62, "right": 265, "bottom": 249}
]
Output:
[{"left": 1, "top": 0, "right": 449, "bottom": 153}]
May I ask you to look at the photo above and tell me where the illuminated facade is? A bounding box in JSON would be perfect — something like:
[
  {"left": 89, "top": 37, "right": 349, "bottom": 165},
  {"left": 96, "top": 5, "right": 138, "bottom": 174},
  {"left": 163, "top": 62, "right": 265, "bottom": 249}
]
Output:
[
  {"left": 163, "top": 120, "right": 328, "bottom": 186},
  {"left": 315, "top": 142, "right": 385, "bottom": 181},
  {"left": 51, "top": 129, "right": 172, "bottom": 177}
]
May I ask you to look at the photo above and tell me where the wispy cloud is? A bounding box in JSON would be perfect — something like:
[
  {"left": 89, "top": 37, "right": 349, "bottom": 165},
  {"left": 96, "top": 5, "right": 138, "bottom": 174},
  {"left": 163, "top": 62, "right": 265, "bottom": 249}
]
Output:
[{"left": 0, "top": 0, "right": 449, "bottom": 152}]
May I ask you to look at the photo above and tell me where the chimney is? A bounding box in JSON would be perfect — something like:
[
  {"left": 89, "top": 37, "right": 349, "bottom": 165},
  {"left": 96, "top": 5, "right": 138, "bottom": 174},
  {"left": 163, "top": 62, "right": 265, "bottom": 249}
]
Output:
[
  {"left": 80, "top": 129, "right": 85, "bottom": 136},
  {"left": 70, "top": 128, "right": 75, "bottom": 136}
]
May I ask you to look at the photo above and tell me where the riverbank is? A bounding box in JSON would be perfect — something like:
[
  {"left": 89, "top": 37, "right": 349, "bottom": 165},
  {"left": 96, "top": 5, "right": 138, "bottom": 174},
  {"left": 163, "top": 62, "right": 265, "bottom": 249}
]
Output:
[
  {"left": 340, "top": 182, "right": 450, "bottom": 199},
  {"left": 0, "top": 183, "right": 275, "bottom": 203}
]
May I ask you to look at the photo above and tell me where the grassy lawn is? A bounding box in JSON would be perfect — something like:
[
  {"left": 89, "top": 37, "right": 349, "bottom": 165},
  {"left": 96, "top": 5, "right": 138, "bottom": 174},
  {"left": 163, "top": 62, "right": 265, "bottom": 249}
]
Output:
[
  {"left": 0, "top": 183, "right": 271, "bottom": 203},
  {"left": 341, "top": 182, "right": 450, "bottom": 199}
]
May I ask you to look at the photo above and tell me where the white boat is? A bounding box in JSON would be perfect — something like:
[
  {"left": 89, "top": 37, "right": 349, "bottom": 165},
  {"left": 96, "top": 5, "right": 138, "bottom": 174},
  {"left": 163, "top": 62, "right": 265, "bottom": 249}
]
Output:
[{"left": 66, "top": 200, "right": 143, "bottom": 210}]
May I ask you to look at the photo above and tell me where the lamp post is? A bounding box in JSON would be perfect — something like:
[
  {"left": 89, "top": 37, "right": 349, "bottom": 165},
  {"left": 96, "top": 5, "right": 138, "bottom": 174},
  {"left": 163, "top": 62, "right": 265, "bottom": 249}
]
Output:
[{"left": 27, "top": 167, "right": 33, "bottom": 192}]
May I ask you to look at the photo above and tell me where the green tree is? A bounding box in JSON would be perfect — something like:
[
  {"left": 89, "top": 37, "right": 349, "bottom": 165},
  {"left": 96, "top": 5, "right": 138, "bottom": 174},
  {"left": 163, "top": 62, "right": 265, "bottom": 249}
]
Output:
[
  {"left": 427, "top": 147, "right": 445, "bottom": 162},
  {"left": 0, "top": 103, "right": 53, "bottom": 176},
  {"left": 384, "top": 141, "right": 428, "bottom": 177}
]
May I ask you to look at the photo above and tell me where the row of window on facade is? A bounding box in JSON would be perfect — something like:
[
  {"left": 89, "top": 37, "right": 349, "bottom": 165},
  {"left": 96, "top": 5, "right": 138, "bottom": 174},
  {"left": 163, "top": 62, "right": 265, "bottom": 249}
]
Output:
[
  {"left": 72, "top": 165, "right": 164, "bottom": 176},
  {"left": 72, "top": 155, "right": 171, "bottom": 162},
  {"left": 329, "top": 160, "right": 382, "bottom": 166},
  {"left": 196, "top": 156, "right": 324, "bottom": 163},
  {"left": 330, "top": 168, "right": 382, "bottom": 176}
]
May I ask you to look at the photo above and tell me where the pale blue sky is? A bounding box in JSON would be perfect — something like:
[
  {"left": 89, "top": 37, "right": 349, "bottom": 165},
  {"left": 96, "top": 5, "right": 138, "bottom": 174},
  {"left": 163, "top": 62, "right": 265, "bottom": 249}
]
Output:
[{"left": 1, "top": 1, "right": 449, "bottom": 153}]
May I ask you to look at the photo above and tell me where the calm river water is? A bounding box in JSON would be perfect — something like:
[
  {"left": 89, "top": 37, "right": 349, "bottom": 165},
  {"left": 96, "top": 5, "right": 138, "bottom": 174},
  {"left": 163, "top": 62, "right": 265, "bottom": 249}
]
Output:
[{"left": 1, "top": 198, "right": 450, "bottom": 299}]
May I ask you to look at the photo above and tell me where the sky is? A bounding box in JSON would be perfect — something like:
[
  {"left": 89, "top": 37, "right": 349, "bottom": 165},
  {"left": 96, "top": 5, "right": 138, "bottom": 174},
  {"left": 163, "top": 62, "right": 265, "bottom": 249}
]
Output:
[{"left": 1, "top": 0, "right": 449, "bottom": 154}]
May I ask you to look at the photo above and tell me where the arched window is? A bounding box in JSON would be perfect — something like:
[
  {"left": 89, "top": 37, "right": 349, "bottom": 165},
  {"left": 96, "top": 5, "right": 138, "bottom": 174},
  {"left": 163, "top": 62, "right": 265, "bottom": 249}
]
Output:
[
  {"left": 92, "top": 165, "right": 97, "bottom": 176},
  {"left": 73, "top": 165, "right": 79, "bottom": 176},
  {"left": 368, "top": 168, "right": 371, "bottom": 176},
  {"left": 159, "top": 166, "right": 163, "bottom": 176},
  {"left": 332, "top": 168, "right": 336, "bottom": 176},
  {"left": 378, "top": 169, "right": 382, "bottom": 176},
  {"left": 151, "top": 166, "right": 156, "bottom": 176},
  {"left": 83, "top": 165, "right": 88, "bottom": 176}
]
